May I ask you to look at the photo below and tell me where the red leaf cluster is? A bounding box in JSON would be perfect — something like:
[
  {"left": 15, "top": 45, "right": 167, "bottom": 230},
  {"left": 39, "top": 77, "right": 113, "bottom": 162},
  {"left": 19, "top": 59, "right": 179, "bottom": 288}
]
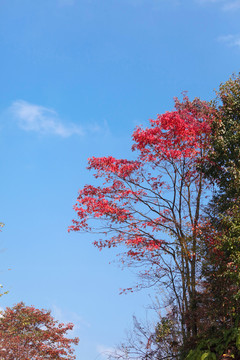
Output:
[{"left": 69, "top": 97, "right": 215, "bottom": 262}]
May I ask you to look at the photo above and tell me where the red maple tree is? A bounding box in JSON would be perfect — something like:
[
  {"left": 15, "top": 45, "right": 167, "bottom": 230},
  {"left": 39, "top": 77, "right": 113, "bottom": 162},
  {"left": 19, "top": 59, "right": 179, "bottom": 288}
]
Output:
[
  {"left": 70, "top": 96, "right": 215, "bottom": 347},
  {"left": 0, "top": 302, "right": 79, "bottom": 360}
]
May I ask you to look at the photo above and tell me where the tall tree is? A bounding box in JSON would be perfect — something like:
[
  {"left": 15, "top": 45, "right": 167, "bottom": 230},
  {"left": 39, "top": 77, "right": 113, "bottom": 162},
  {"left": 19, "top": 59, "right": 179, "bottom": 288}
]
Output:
[
  {"left": 0, "top": 302, "right": 79, "bottom": 360},
  {"left": 70, "top": 96, "right": 215, "bottom": 353},
  {"left": 203, "top": 73, "right": 240, "bottom": 329},
  {"left": 204, "top": 73, "right": 240, "bottom": 215},
  {"left": 188, "top": 74, "right": 240, "bottom": 359}
]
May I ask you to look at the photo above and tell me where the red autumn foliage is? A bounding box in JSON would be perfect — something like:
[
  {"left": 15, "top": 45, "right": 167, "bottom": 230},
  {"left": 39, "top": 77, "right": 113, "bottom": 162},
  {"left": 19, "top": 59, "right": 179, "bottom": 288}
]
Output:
[
  {"left": 0, "top": 302, "right": 79, "bottom": 360},
  {"left": 70, "top": 97, "right": 216, "bottom": 345},
  {"left": 70, "top": 96, "right": 214, "bottom": 257}
]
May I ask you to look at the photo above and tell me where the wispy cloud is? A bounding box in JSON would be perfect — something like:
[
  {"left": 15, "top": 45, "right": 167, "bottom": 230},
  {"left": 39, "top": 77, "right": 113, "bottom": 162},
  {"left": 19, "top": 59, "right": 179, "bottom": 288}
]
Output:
[
  {"left": 58, "top": 0, "right": 75, "bottom": 6},
  {"left": 97, "top": 345, "right": 135, "bottom": 360},
  {"left": 121, "top": 0, "right": 180, "bottom": 8},
  {"left": 197, "top": 0, "right": 223, "bottom": 3},
  {"left": 196, "top": 0, "right": 240, "bottom": 10},
  {"left": 222, "top": 0, "right": 240, "bottom": 10},
  {"left": 52, "top": 304, "right": 91, "bottom": 333},
  {"left": 10, "top": 100, "right": 109, "bottom": 138},
  {"left": 218, "top": 34, "right": 240, "bottom": 47},
  {"left": 11, "top": 101, "right": 83, "bottom": 137},
  {"left": 96, "top": 344, "right": 116, "bottom": 360}
]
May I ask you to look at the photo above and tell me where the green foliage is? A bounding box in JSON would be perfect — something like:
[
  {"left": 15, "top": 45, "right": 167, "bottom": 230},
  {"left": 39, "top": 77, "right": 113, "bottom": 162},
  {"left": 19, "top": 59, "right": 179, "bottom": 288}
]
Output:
[
  {"left": 155, "top": 317, "right": 173, "bottom": 341},
  {"left": 205, "top": 73, "right": 240, "bottom": 214},
  {"left": 70, "top": 74, "right": 240, "bottom": 360},
  {"left": 185, "top": 349, "right": 216, "bottom": 360},
  {"left": 189, "top": 73, "right": 240, "bottom": 360},
  {"left": 185, "top": 323, "right": 240, "bottom": 360}
]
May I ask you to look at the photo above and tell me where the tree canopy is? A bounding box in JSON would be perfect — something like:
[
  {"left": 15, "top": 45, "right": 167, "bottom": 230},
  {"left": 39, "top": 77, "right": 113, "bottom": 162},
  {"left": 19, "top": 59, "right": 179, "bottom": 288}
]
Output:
[
  {"left": 0, "top": 302, "right": 79, "bottom": 360},
  {"left": 70, "top": 74, "right": 240, "bottom": 359},
  {"left": 70, "top": 96, "right": 216, "bottom": 355}
]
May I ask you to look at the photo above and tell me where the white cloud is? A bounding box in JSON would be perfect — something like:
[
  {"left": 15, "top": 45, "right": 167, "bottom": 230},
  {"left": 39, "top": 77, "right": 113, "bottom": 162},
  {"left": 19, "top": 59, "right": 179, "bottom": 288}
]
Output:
[
  {"left": 218, "top": 34, "right": 240, "bottom": 47},
  {"left": 222, "top": 0, "right": 240, "bottom": 10},
  {"left": 196, "top": 0, "right": 224, "bottom": 4},
  {"left": 58, "top": 0, "right": 75, "bottom": 6},
  {"left": 52, "top": 304, "right": 91, "bottom": 332},
  {"left": 197, "top": 0, "right": 220, "bottom": 2},
  {"left": 196, "top": 0, "right": 240, "bottom": 10},
  {"left": 97, "top": 345, "right": 137, "bottom": 360},
  {"left": 11, "top": 100, "right": 84, "bottom": 137},
  {"left": 120, "top": 0, "right": 180, "bottom": 8},
  {"left": 96, "top": 344, "right": 116, "bottom": 360}
]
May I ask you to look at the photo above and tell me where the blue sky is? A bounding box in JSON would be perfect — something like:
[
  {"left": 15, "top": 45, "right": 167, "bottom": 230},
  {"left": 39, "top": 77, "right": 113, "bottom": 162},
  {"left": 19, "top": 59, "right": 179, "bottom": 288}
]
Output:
[{"left": 0, "top": 0, "right": 239, "bottom": 358}]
